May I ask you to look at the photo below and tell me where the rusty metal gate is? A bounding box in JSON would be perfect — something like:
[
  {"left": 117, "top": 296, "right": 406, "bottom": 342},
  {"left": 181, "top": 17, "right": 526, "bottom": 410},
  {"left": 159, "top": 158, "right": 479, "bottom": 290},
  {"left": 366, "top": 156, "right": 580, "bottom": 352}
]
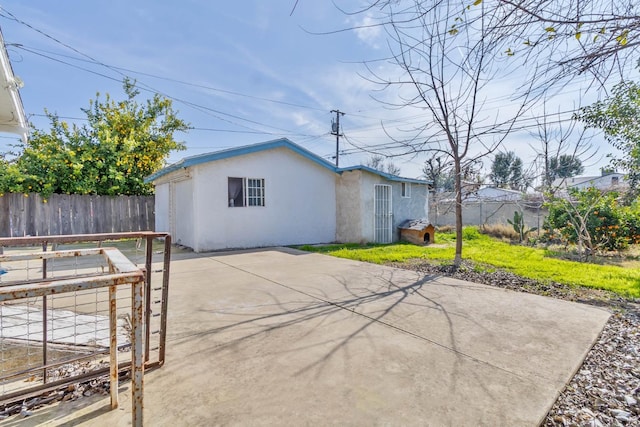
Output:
[{"left": 0, "top": 232, "right": 172, "bottom": 425}]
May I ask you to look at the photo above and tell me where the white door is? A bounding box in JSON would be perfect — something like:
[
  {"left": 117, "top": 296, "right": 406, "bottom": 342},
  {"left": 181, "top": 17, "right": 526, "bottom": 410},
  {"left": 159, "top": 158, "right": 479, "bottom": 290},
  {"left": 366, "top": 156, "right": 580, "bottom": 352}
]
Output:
[{"left": 374, "top": 184, "right": 392, "bottom": 243}]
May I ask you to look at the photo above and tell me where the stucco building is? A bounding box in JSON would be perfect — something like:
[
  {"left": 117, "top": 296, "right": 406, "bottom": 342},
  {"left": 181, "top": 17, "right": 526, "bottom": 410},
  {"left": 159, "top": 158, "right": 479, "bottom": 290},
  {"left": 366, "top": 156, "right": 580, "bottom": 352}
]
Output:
[{"left": 146, "top": 138, "right": 431, "bottom": 251}]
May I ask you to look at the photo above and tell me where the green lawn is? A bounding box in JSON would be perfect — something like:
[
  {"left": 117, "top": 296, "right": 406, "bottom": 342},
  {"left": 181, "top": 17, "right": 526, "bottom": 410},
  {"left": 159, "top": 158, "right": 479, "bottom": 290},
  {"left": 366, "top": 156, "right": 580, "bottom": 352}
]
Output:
[{"left": 298, "top": 229, "right": 640, "bottom": 299}]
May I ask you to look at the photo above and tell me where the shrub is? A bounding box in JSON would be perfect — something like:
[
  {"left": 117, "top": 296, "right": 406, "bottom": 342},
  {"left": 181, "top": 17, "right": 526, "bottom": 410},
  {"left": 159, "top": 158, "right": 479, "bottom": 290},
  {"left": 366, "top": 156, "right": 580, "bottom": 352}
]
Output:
[
  {"left": 462, "top": 226, "right": 481, "bottom": 240},
  {"left": 544, "top": 188, "right": 639, "bottom": 254}
]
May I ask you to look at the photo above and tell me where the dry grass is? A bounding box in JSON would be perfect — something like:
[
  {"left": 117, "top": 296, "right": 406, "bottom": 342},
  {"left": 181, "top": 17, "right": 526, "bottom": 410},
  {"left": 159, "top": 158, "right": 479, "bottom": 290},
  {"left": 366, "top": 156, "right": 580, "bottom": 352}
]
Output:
[
  {"left": 0, "top": 342, "right": 89, "bottom": 377},
  {"left": 479, "top": 223, "right": 520, "bottom": 240},
  {"left": 436, "top": 225, "right": 454, "bottom": 233}
]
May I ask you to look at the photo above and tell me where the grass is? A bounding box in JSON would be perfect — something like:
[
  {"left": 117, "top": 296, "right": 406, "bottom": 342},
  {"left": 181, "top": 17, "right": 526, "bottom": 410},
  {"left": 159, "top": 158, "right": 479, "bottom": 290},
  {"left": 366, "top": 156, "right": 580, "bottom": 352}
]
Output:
[{"left": 298, "top": 228, "right": 640, "bottom": 299}]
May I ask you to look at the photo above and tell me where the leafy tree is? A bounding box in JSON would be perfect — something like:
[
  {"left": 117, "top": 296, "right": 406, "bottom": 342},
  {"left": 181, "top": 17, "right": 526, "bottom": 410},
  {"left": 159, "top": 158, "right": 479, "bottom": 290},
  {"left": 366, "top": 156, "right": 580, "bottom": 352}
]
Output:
[
  {"left": 490, "top": 152, "right": 529, "bottom": 191},
  {"left": 544, "top": 187, "right": 640, "bottom": 258},
  {"left": 548, "top": 154, "right": 584, "bottom": 180},
  {"left": 576, "top": 79, "right": 640, "bottom": 203},
  {"left": 5, "top": 79, "right": 188, "bottom": 197}
]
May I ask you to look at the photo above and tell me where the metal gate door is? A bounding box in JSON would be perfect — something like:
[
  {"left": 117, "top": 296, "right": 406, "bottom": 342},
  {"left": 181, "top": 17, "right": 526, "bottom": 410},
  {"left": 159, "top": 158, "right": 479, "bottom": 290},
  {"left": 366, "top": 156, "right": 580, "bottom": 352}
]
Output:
[{"left": 374, "top": 184, "right": 392, "bottom": 243}]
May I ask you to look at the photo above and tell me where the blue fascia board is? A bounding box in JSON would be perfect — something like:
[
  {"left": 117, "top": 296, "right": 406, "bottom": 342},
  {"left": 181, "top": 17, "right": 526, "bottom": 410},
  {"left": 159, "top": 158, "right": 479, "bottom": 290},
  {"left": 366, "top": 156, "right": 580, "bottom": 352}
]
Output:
[
  {"left": 337, "top": 165, "right": 431, "bottom": 185},
  {"left": 145, "top": 138, "right": 432, "bottom": 186},
  {"left": 145, "top": 137, "right": 338, "bottom": 183}
]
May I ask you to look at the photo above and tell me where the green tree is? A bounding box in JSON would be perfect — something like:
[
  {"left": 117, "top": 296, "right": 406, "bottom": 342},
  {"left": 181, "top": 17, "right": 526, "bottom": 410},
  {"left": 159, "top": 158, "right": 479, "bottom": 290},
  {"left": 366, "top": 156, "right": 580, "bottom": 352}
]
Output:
[
  {"left": 576, "top": 79, "right": 640, "bottom": 203},
  {"left": 7, "top": 79, "right": 188, "bottom": 197},
  {"left": 548, "top": 154, "right": 584, "bottom": 180},
  {"left": 490, "top": 152, "right": 528, "bottom": 191},
  {"left": 544, "top": 187, "right": 640, "bottom": 257}
]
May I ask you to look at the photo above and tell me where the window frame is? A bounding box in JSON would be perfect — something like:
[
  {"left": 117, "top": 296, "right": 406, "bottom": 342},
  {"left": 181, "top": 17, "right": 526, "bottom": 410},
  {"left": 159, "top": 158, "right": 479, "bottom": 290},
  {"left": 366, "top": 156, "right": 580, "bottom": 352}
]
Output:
[
  {"left": 228, "top": 177, "right": 265, "bottom": 208},
  {"left": 246, "top": 178, "right": 265, "bottom": 207},
  {"left": 401, "top": 182, "right": 411, "bottom": 198}
]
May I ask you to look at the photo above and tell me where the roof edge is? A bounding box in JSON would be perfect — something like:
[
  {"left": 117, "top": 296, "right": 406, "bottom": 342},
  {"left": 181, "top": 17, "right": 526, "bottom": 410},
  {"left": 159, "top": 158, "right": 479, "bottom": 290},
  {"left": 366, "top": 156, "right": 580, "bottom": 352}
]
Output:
[
  {"left": 145, "top": 139, "right": 432, "bottom": 186},
  {"left": 338, "top": 165, "right": 430, "bottom": 185},
  {"left": 145, "top": 138, "right": 337, "bottom": 183}
]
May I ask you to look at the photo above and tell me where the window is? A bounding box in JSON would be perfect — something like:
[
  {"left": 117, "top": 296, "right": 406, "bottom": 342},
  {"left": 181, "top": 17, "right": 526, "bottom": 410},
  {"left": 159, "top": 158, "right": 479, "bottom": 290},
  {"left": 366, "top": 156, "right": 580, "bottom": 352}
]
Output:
[
  {"left": 247, "top": 178, "right": 265, "bottom": 206},
  {"left": 611, "top": 176, "right": 619, "bottom": 186},
  {"left": 401, "top": 182, "right": 411, "bottom": 198},
  {"left": 228, "top": 177, "right": 265, "bottom": 207}
]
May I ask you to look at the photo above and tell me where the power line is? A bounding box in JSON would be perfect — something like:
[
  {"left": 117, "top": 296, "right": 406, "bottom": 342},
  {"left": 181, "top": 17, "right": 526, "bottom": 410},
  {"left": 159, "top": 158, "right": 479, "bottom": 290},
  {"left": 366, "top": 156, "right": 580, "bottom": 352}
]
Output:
[
  {"left": 8, "top": 44, "right": 330, "bottom": 114},
  {"left": 0, "top": 11, "right": 323, "bottom": 139}
]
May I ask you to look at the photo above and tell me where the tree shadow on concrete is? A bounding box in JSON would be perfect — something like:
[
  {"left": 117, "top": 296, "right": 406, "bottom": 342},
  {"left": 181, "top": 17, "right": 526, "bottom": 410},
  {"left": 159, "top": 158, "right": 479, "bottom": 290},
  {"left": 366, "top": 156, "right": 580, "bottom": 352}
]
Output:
[{"left": 171, "top": 265, "right": 517, "bottom": 402}]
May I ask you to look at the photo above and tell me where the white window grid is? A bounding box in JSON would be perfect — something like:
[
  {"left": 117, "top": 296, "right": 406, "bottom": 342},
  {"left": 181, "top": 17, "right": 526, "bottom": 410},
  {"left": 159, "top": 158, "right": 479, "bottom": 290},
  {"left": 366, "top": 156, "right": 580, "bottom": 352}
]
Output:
[{"left": 246, "top": 178, "right": 265, "bottom": 207}]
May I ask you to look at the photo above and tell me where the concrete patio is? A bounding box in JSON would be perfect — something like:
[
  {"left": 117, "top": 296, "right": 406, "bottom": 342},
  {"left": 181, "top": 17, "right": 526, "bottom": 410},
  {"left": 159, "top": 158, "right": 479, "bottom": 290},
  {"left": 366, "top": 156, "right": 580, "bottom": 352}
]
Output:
[{"left": 16, "top": 247, "right": 610, "bottom": 426}]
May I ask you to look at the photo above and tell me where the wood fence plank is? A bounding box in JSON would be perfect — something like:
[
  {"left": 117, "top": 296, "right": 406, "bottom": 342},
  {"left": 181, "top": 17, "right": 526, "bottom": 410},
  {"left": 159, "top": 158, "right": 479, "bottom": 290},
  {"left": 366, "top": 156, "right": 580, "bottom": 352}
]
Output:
[{"left": 0, "top": 193, "right": 155, "bottom": 237}]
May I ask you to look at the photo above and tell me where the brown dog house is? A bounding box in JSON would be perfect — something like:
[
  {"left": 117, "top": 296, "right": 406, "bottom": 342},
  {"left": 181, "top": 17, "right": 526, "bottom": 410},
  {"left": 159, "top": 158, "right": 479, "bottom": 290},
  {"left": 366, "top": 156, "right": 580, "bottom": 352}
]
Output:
[{"left": 398, "top": 219, "right": 435, "bottom": 245}]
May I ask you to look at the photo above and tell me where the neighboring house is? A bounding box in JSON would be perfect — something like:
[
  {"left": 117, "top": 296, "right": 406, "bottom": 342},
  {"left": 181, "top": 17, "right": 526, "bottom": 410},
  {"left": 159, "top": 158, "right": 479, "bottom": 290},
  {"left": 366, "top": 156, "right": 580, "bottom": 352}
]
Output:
[
  {"left": 146, "top": 138, "right": 430, "bottom": 252},
  {"left": 465, "top": 186, "right": 524, "bottom": 202},
  {"left": 434, "top": 184, "right": 522, "bottom": 203},
  {"left": 552, "top": 171, "right": 628, "bottom": 193},
  {"left": 0, "top": 28, "right": 28, "bottom": 141}
]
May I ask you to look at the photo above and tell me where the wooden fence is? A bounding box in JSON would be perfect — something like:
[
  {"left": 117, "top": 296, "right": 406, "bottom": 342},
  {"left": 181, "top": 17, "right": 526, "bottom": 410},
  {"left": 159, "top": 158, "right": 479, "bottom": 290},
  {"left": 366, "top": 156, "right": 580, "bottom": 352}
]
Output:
[{"left": 0, "top": 193, "right": 155, "bottom": 237}]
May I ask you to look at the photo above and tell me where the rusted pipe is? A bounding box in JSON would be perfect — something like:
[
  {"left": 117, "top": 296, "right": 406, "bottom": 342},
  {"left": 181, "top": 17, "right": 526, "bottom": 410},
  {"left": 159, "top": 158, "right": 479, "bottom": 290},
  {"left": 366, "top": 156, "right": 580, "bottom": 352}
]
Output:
[
  {"left": 131, "top": 280, "right": 145, "bottom": 426},
  {"left": 109, "top": 284, "right": 119, "bottom": 409}
]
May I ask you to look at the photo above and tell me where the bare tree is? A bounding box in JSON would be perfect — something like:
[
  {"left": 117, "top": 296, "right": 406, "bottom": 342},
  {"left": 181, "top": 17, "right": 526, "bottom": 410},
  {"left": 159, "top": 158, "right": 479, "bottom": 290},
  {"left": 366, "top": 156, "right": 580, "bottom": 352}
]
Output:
[
  {"left": 530, "top": 105, "right": 596, "bottom": 194},
  {"left": 494, "top": 0, "right": 640, "bottom": 86},
  {"left": 422, "top": 153, "right": 454, "bottom": 192},
  {"left": 351, "top": 1, "right": 538, "bottom": 264},
  {"left": 365, "top": 154, "right": 401, "bottom": 175}
]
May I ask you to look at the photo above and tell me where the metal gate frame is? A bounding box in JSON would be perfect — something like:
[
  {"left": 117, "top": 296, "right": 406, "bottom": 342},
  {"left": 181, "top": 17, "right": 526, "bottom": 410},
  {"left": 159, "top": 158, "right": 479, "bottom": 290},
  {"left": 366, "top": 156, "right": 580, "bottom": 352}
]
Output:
[
  {"left": 0, "top": 232, "right": 171, "bottom": 413},
  {"left": 374, "top": 184, "right": 393, "bottom": 243}
]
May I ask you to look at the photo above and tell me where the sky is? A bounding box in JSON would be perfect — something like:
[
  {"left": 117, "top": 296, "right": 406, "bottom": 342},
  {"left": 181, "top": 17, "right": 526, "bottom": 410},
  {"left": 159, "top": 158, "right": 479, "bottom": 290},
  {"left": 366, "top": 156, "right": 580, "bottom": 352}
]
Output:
[{"left": 0, "top": 0, "right": 627, "bottom": 182}]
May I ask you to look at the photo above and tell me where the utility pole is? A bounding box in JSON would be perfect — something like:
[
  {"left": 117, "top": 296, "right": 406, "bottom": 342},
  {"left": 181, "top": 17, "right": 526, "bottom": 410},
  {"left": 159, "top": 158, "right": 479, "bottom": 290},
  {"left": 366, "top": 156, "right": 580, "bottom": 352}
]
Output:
[{"left": 330, "top": 109, "right": 345, "bottom": 167}]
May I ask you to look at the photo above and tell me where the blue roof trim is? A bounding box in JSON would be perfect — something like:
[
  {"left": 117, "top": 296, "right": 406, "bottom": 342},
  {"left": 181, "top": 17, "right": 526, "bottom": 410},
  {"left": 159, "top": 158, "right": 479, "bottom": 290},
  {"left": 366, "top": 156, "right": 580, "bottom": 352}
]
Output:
[
  {"left": 145, "top": 138, "right": 431, "bottom": 185},
  {"left": 337, "top": 165, "right": 430, "bottom": 185},
  {"left": 145, "top": 138, "right": 338, "bottom": 183}
]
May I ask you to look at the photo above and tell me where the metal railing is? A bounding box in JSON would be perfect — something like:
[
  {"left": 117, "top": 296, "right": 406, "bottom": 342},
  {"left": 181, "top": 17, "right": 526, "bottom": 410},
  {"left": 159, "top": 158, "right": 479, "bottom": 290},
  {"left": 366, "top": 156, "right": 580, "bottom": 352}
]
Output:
[{"left": 0, "top": 232, "right": 172, "bottom": 425}]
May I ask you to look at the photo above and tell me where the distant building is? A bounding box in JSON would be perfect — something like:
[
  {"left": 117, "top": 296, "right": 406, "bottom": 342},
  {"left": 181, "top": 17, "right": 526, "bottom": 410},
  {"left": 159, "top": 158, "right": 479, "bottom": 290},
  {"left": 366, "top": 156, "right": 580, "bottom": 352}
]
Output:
[
  {"left": 465, "top": 186, "right": 524, "bottom": 202},
  {"left": 436, "top": 185, "right": 524, "bottom": 202},
  {"left": 552, "top": 171, "right": 627, "bottom": 193}
]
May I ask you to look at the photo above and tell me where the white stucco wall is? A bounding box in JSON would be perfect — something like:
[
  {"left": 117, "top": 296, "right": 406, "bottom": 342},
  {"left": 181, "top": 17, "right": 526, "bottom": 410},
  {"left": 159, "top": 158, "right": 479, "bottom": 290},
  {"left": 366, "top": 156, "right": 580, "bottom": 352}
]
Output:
[
  {"left": 190, "top": 147, "right": 337, "bottom": 251},
  {"left": 154, "top": 183, "right": 169, "bottom": 233},
  {"left": 174, "top": 178, "right": 195, "bottom": 248}
]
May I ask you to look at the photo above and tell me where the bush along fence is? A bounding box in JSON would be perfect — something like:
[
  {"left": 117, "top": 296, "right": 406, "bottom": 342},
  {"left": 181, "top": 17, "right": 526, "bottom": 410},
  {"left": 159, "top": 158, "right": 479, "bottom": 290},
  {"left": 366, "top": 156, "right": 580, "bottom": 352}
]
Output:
[{"left": 0, "top": 193, "right": 155, "bottom": 237}]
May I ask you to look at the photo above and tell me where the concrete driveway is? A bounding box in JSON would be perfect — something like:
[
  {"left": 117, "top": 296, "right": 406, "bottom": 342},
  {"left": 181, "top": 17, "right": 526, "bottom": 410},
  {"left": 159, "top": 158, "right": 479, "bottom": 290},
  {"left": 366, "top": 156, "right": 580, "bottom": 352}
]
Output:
[{"left": 24, "top": 247, "right": 610, "bottom": 426}]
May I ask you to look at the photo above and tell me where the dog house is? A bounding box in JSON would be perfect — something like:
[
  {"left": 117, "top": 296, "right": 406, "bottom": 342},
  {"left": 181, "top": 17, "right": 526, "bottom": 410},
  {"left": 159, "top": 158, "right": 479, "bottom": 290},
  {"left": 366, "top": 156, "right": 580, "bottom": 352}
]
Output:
[{"left": 398, "top": 219, "right": 435, "bottom": 245}]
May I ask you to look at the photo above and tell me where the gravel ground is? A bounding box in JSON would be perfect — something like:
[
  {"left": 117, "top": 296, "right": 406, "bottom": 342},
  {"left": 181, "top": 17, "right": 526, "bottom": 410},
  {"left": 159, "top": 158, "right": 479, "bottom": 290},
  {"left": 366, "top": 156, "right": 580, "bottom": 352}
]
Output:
[{"left": 387, "top": 259, "right": 640, "bottom": 427}]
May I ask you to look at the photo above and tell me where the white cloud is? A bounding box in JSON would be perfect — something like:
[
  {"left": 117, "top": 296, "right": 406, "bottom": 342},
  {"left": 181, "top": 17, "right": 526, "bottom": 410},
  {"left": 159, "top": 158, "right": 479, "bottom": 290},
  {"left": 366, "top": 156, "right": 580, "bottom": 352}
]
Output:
[{"left": 353, "top": 13, "right": 382, "bottom": 48}]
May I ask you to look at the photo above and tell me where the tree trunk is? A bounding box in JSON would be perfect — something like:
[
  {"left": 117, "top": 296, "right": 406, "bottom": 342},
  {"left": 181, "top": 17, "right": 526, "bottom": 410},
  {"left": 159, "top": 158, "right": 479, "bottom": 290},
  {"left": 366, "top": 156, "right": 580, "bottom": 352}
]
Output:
[{"left": 454, "top": 159, "right": 463, "bottom": 266}]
